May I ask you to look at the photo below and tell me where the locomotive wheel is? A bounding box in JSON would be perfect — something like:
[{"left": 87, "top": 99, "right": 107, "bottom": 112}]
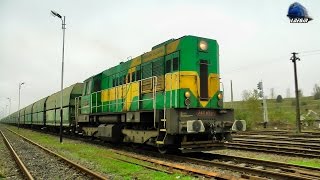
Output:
[
  {"left": 131, "top": 143, "right": 139, "bottom": 149},
  {"left": 225, "top": 133, "right": 233, "bottom": 142},
  {"left": 158, "top": 146, "right": 168, "bottom": 154}
]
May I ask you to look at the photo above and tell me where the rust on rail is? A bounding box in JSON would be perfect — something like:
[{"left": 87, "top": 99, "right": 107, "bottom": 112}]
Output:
[
  {"left": 0, "top": 130, "right": 34, "bottom": 180},
  {"left": 6, "top": 128, "right": 108, "bottom": 180}
]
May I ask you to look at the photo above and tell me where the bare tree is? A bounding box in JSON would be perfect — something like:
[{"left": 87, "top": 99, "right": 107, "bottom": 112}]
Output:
[
  {"left": 242, "top": 90, "right": 251, "bottom": 101},
  {"left": 270, "top": 88, "right": 275, "bottom": 99},
  {"left": 313, "top": 84, "right": 320, "bottom": 100},
  {"left": 298, "top": 89, "right": 303, "bottom": 98},
  {"left": 286, "top": 88, "right": 290, "bottom": 98}
]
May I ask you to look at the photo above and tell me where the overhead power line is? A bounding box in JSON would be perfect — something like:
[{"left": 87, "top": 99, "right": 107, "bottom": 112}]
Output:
[
  {"left": 299, "top": 52, "right": 320, "bottom": 57},
  {"left": 224, "top": 50, "right": 320, "bottom": 74},
  {"left": 298, "top": 49, "right": 320, "bottom": 54}
]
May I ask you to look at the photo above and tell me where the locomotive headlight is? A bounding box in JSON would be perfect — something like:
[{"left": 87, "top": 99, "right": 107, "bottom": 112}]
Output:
[
  {"left": 184, "top": 91, "right": 191, "bottom": 98},
  {"left": 218, "top": 93, "right": 223, "bottom": 100},
  {"left": 199, "top": 40, "right": 208, "bottom": 51}
]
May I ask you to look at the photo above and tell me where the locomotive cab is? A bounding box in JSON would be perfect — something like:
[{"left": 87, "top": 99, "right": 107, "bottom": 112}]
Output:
[{"left": 157, "top": 36, "right": 234, "bottom": 152}]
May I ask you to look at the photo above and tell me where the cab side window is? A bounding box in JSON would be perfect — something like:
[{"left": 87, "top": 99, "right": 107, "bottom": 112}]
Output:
[
  {"left": 85, "top": 80, "right": 92, "bottom": 95},
  {"left": 172, "top": 57, "right": 179, "bottom": 71},
  {"left": 165, "top": 60, "right": 171, "bottom": 73}
]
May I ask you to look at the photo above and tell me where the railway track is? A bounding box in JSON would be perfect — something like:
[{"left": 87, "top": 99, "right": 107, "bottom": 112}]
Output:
[
  {"left": 134, "top": 150, "right": 320, "bottom": 180},
  {"left": 2, "top": 128, "right": 107, "bottom": 180},
  {"left": 0, "top": 130, "right": 32, "bottom": 179},
  {"left": 5, "top": 127, "right": 243, "bottom": 179},
  {"left": 202, "top": 153, "right": 320, "bottom": 179},
  {"left": 226, "top": 142, "right": 320, "bottom": 159},
  {"left": 5, "top": 126, "right": 320, "bottom": 180},
  {"left": 229, "top": 134, "right": 320, "bottom": 158},
  {"left": 233, "top": 138, "right": 320, "bottom": 150},
  {"left": 234, "top": 134, "right": 320, "bottom": 144},
  {"left": 226, "top": 143, "right": 320, "bottom": 158},
  {"left": 238, "top": 130, "right": 320, "bottom": 138}
]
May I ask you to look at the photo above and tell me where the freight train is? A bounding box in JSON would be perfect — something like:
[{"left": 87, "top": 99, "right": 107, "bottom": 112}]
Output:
[{"left": 1, "top": 35, "right": 242, "bottom": 153}]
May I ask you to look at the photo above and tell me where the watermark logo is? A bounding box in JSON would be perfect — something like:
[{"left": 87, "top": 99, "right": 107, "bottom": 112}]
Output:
[{"left": 287, "top": 2, "right": 313, "bottom": 23}]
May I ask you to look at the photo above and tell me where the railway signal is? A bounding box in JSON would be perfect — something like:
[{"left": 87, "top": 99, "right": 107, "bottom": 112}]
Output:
[
  {"left": 257, "top": 81, "right": 268, "bottom": 128},
  {"left": 257, "top": 82, "right": 263, "bottom": 91}
]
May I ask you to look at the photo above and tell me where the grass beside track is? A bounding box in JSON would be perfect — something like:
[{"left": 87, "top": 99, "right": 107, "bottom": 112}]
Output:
[
  {"left": 5, "top": 126, "right": 192, "bottom": 180},
  {"left": 288, "top": 159, "right": 320, "bottom": 168}
]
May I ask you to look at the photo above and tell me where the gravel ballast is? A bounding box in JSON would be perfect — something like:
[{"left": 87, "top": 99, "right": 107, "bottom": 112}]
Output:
[
  {"left": 2, "top": 129, "right": 90, "bottom": 179},
  {"left": 0, "top": 135, "right": 23, "bottom": 179}
]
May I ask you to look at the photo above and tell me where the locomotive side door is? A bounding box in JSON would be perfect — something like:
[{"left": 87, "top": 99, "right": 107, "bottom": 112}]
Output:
[{"left": 164, "top": 51, "right": 180, "bottom": 108}]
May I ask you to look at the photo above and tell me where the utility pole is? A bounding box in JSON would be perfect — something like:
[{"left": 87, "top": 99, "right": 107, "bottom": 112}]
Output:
[
  {"left": 291, "top": 52, "right": 301, "bottom": 133},
  {"left": 230, "top": 80, "right": 234, "bottom": 108},
  {"left": 51, "top": 10, "right": 66, "bottom": 143},
  {"left": 7, "top": 97, "right": 11, "bottom": 115},
  {"left": 257, "top": 81, "right": 268, "bottom": 128},
  {"left": 18, "top": 82, "right": 25, "bottom": 129}
]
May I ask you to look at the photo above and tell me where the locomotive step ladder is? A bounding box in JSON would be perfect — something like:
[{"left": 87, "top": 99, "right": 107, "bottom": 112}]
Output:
[{"left": 156, "top": 118, "right": 167, "bottom": 144}]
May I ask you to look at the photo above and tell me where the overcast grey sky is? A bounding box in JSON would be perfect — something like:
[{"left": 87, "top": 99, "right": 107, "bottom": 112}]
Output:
[{"left": 0, "top": 0, "right": 319, "bottom": 114}]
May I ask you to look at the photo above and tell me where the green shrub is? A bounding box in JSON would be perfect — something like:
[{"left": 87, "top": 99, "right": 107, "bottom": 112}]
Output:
[
  {"left": 301, "top": 102, "right": 307, "bottom": 106},
  {"left": 276, "top": 95, "right": 283, "bottom": 103}
]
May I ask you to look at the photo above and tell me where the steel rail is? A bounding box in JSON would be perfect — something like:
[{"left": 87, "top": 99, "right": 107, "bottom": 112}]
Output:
[
  {"left": 113, "top": 150, "right": 243, "bottom": 180},
  {"left": 208, "top": 153, "right": 320, "bottom": 171},
  {"left": 6, "top": 128, "right": 107, "bottom": 180},
  {"left": 180, "top": 157, "right": 314, "bottom": 180},
  {"left": 205, "top": 153, "right": 320, "bottom": 179},
  {"left": 6, "top": 125, "right": 319, "bottom": 179},
  {"left": 0, "top": 130, "right": 34, "bottom": 180},
  {"left": 127, "top": 149, "right": 317, "bottom": 180},
  {"left": 233, "top": 138, "right": 320, "bottom": 150},
  {"left": 226, "top": 143, "right": 320, "bottom": 159},
  {"left": 237, "top": 131, "right": 320, "bottom": 138},
  {"left": 233, "top": 134, "right": 320, "bottom": 144}
]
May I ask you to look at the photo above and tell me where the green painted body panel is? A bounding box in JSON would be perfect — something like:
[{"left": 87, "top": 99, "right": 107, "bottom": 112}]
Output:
[
  {"left": 79, "top": 36, "right": 221, "bottom": 115},
  {"left": 32, "top": 113, "right": 38, "bottom": 125},
  {"left": 32, "top": 97, "right": 48, "bottom": 125},
  {"left": 46, "top": 93, "right": 57, "bottom": 110},
  {"left": 25, "top": 103, "right": 34, "bottom": 124},
  {"left": 33, "top": 97, "right": 48, "bottom": 112},
  {"left": 19, "top": 108, "right": 26, "bottom": 124},
  {"left": 46, "top": 110, "right": 55, "bottom": 126},
  {"left": 80, "top": 94, "right": 91, "bottom": 114},
  {"left": 45, "top": 83, "right": 83, "bottom": 126},
  {"left": 32, "top": 112, "right": 45, "bottom": 125}
]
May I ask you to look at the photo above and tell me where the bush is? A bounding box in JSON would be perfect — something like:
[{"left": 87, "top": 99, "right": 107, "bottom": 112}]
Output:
[
  {"left": 301, "top": 102, "right": 307, "bottom": 106},
  {"left": 276, "top": 95, "right": 283, "bottom": 103},
  {"left": 313, "top": 84, "right": 320, "bottom": 100}
]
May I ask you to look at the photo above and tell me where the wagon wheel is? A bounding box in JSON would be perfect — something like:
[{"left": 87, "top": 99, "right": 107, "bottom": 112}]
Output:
[{"left": 158, "top": 146, "right": 168, "bottom": 154}]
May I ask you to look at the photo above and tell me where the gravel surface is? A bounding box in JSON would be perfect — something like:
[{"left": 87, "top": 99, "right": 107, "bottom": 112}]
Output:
[
  {"left": 0, "top": 135, "right": 24, "bottom": 180},
  {"left": 2, "top": 129, "right": 90, "bottom": 180}
]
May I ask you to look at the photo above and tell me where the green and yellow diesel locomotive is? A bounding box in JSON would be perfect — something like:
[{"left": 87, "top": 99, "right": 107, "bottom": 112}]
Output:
[{"left": 75, "top": 35, "right": 234, "bottom": 153}]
